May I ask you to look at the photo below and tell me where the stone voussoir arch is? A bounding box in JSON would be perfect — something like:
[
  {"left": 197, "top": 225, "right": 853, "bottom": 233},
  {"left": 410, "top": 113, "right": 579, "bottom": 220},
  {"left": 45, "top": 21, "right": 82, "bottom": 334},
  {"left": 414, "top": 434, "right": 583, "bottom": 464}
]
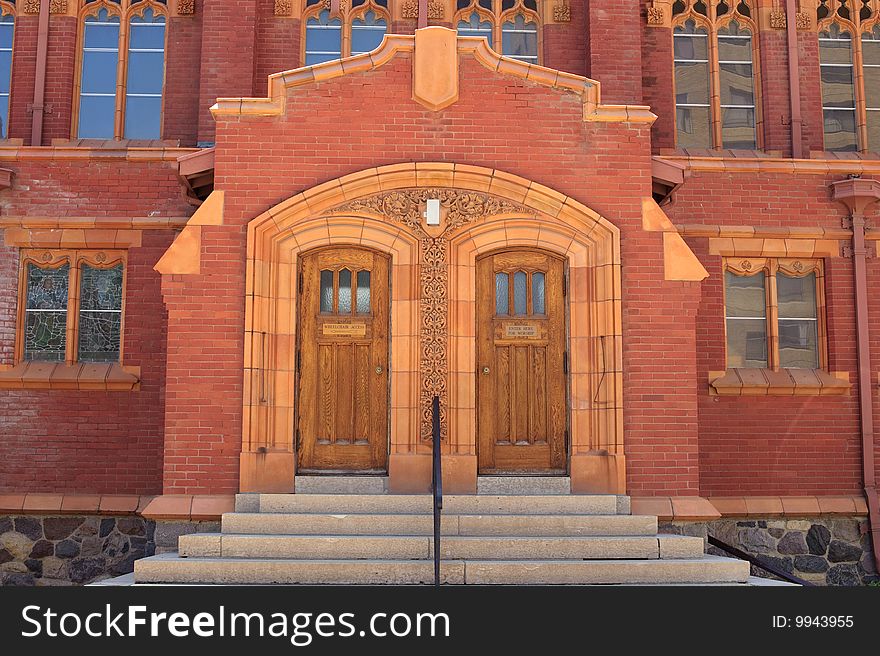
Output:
[{"left": 241, "top": 162, "right": 624, "bottom": 494}]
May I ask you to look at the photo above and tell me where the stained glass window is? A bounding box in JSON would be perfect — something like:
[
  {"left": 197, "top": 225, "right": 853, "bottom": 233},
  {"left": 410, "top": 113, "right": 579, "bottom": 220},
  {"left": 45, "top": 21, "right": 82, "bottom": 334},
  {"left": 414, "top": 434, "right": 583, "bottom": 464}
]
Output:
[
  {"left": 24, "top": 263, "right": 70, "bottom": 362},
  {"left": 78, "top": 264, "right": 124, "bottom": 362},
  {"left": 19, "top": 253, "right": 127, "bottom": 365}
]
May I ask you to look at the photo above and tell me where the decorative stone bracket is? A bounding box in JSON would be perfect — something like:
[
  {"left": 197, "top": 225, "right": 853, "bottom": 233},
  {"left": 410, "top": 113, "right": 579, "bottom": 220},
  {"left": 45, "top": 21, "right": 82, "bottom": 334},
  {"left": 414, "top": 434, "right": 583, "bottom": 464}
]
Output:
[
  {"left": 154, "top": 190, "right": 225, "bottom": 276},
  {"left": 641, "top": 197, "right": 709, "bottom": 281}
]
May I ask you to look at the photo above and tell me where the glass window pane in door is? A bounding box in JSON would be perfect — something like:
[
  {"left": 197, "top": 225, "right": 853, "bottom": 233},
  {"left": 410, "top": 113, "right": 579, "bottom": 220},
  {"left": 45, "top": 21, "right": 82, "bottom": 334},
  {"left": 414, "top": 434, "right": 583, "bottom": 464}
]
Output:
[
  {"left": 495, "top": 272, "right": 509, "bottom": 315},
  {"left": 532, "top": 272, "right": 545, "bottom": 315},
  {"left": 320, "top": 270, "right": 334, "bottom": 312},
  {"left": 356, "top": 270, "right": 371, "bottom": 314},
  {"left": 513, "top": 271, "right": 528, "bottom": 316},
  {"left": 338, "top": 268, "right": 352, "bottom": 314}
]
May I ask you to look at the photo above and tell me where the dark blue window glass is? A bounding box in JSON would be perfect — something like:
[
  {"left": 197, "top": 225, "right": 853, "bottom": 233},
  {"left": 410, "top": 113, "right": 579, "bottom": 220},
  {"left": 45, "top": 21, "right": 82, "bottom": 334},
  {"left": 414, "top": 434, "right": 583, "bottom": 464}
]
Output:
[
  {"left": 0, "top": 15, "right": 13, "bottom": 139},
  {"left": 78, "top": 9, "right": 120, "bottom": 139},
  {"left": 124, "top": 9, "right": 165, "bottom": 139},
  {"left": 305, "top": 10, "right": 342, "bottom": 66}
]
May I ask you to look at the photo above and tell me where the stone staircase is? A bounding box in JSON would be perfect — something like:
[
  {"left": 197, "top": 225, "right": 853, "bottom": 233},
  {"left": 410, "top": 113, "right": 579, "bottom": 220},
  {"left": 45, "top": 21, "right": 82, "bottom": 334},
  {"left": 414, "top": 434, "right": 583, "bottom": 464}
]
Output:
[{"left": 133, "top": 477, "right": 751, "bottom": 585}]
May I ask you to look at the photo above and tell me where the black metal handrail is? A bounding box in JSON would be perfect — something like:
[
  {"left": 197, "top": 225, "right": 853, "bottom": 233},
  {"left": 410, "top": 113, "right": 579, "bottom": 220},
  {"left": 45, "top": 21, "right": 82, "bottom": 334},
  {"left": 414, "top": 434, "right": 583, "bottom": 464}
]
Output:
[
  {"left": 431, "top": 395, "right": 442, "bottom": 587},
  {"left": 708, "top": 535, "right": 814, "bottom": 586}
]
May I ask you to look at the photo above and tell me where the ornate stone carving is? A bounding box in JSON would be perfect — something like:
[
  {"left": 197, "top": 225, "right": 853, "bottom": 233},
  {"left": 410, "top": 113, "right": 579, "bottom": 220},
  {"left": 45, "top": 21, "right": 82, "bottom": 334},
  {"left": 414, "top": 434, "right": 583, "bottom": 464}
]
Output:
[
  {"left": 402, "top": 0, "right": 418, "bottom": 18},
  {"left": 646, "top": 6, "right": 664, "bottom": 25},
  {"left": 321, "top": 0, "right": 349, "bottom": 11},
  {"left": 274, "top": 0, "right": 292, "bottom": 16},
  {"left": 22, "top": 0, "right": 76, "bottom": 13},
  {"left": 327, "top": 189, "right": 532, "bottom": 440},
  {"left": 177, "top": 0, "right": 196, "bottom": 16},
  {"left": 402, "top": 0, "right": 444, "bottom": 20},
  {"left": 554, "top": 3, "right": 572, "bottom": 22},
  {"left": 770, "top": 9, "right": 786, "bottom": 29},
  {"left": 796, "top": 12, "right": 811, "bottom": 30}
]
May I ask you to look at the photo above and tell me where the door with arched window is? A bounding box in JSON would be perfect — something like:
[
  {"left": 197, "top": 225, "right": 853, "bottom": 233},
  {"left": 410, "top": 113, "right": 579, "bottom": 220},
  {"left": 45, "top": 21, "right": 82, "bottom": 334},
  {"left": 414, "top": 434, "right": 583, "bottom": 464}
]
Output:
[
  {"left": 476, "top": 249, "right": 567, "bottom": 473},
  {"left": 296, "top": 247, "right": 390, "bottom": 472}
]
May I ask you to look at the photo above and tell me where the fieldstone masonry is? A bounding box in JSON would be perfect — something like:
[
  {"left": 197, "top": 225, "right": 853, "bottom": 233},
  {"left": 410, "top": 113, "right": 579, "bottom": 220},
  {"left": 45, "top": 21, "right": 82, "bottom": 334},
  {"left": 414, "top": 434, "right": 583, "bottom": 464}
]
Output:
[
  {"left": 661, "top": 516, "right": 878, "bottom": 586},
  {"left": 0, "top": 515, "right": 219, "bottom": 586}
]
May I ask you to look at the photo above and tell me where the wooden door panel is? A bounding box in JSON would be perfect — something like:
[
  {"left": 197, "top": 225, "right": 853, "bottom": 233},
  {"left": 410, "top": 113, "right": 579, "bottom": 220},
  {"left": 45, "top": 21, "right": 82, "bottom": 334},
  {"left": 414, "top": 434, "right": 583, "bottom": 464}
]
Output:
[
  {"left": 297, "top": 247, "right": 389, "bottom": 472},
  {"left": 477, "top": 250, "right": 567, "bottom": 473}
]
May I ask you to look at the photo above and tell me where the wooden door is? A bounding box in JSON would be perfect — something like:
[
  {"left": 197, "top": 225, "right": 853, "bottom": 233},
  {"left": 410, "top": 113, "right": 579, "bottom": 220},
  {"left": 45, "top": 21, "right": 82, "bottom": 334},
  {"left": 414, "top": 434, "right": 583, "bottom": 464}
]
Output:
[
  {"left": 476, "top": 249, "right": 567, "bottom": 473},
  {"left": 296, "top": 247, "right": 390, "bottom": 472}
]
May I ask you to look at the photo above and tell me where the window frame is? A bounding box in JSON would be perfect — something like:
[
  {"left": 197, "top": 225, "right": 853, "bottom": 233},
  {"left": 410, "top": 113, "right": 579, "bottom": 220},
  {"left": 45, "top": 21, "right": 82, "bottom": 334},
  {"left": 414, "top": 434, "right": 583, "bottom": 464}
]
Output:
[
  {"left": 0, "top": 2, "right": 16, "bottom": 140},
  {"left": 671, "top": 0, "right": 763, "bottom": 151},
  {"left": 454, "top": 0, "right": 541, "bottom": 65},
  {"left": 72, "top": 0, "right": 169, "bottom": 141},
  {"left": 301, "top": 1, "right": 390, "bottom": 65},
  {"left": 15, "top": 249, "right": 128, "bottom": 366},
  {"left": 722, "top": 257, "right": 827, "bottom": 372},
  {"left": 817, "top": 4, "right": 880, "bottom": 153}
]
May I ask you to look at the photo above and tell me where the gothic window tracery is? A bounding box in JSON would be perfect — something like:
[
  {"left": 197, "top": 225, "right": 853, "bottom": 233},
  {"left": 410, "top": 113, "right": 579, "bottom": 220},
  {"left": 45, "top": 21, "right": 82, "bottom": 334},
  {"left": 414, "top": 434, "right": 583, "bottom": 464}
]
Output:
[
  {"left": 672, "top": 0, "right": 760, "bottom": 150},
  {"left": 303, "top": 0, "right": 389, "bottom": 65},
  {"left": 75, "top": 0, "right": 168, "bottom": 140},
  {"left": 818, "top": 0, "right": 880, "bottom": 151},
  {"left": 455, "top": 0, "right": 540, "bottom": 64}
]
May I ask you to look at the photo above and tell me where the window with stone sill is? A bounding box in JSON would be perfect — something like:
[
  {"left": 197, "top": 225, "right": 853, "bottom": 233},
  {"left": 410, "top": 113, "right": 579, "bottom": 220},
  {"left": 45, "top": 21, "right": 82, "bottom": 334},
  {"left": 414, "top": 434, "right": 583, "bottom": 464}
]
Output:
[
  {"left": 0, "top": 3, "right": 15, "bottom": 140},
  {"left": 17, "top": 250, "right": 126, "bottom": 365},
  {"left": 303, "top": 0, "right": 389, "bottom": 65},
  {"left": 672, "top": 0, "right": 760, "bottom": 150},
  {"left": 723, "top": 257, "right": 826, "bottom": 371},
  {"left": 75, "top": 1, "right": 167, "bottom": 140},
  {"left": 817, "top": 1, "right": 880, "bottom": 152},
  {"left": 455, "top": 0, "right": 540, "bottom": 64}
]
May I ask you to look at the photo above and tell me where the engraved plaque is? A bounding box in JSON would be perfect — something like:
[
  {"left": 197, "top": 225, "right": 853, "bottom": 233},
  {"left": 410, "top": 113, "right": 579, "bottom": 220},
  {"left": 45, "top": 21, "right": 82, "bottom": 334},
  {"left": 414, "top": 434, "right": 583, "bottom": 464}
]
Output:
[
  {"left": 323, "top": 323, "right": 367, "bottom": 337},
  {"left": 503, "top": 322, "right": 539, "bottom": 339}
]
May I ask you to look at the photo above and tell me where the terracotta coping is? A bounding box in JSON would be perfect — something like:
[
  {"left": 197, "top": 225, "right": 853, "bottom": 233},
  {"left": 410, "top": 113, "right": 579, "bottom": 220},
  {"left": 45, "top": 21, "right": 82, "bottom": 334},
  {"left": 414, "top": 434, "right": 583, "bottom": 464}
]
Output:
[
  {"left": 210, "top": 30, "right": 656, "bottom": 125},
  {"left": 677, "top": 225, "right": 853, "bottom": 240},
  {"left": 656, "top": 154, "right": 880, "bottom": 175},
  {"left": 709, "top": 369, "right": 851, "bottom": 397},
  {"left": 707, "top": 496, "right": 869, "bottom": 518},
  {"left": 633, "top": 496, "right": 869, "bottom": 521},
  {"left": 0, "top": 216, "right": 190, "bottom": 230},
  {"left": 0, "top": 145, "right": 199, "bottom": 162},
  {"left": 0, "top": 494, "right": 153, "bottom": 515},
  {"left": 177, "top": 147, "right": 215, "bottom": 177},
  {"left": 140, "top": 495, "right": 236, "bottom": 521},
  {"left": 0, "top": 362, "right": 140, "bottom": 391},
  {"left": 1, "top": 494, "right": 870, "bottom": 522}
]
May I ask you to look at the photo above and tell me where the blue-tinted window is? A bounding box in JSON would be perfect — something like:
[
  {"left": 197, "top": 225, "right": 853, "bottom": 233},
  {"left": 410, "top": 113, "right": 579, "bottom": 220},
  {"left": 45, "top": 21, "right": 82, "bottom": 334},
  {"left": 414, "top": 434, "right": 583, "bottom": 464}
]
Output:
[
  {"left": 305, "top": 10, "right": 342, "bottom": 66},
  {"left": 124, "top": 9, "right": 165, "bottom": 139},
  {"left": 457, "top": 12, "right": 493, "bottom": 47},
  {"left": 501, "top": 14, "right": 537, "bottom": 63},
  {"left": 78, "top": 9, "right": 120, "bottom": 139},
  {"left": 0, "top": 15, "right": 13, "bottom": 139},
  {"left": 351, "top": 11, "right": 386, "bottom": 56}
]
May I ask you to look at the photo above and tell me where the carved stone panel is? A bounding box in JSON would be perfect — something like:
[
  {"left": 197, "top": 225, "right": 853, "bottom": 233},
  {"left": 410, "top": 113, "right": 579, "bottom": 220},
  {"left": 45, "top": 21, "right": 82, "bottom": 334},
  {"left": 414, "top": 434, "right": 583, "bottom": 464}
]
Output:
[{"left": 327, "top": 189, "right": 532, "bottom": 441}]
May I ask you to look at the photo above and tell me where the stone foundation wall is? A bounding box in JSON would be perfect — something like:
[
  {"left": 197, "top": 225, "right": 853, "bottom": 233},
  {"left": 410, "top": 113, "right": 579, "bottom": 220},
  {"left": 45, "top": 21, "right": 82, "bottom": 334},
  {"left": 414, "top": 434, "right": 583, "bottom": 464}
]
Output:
[
  {"left": 661, "top": 516, "right": 878, "bottom": 586},
  {"left": 0, "top": 515, "right": 219, "bottom": 586}
]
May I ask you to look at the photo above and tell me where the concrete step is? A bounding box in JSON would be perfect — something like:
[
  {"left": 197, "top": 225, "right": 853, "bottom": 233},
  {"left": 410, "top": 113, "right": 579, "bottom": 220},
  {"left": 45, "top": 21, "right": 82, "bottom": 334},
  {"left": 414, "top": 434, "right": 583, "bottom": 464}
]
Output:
[
  {"left": 477, "top": 476, "right": 570, "bottom": 495},
  {"left": 179, "top": 533, "right": 705, "bottom": 560},
  {"left": 135, "top": 553, "right": 748, "bottom": 585},
  {"left": 294, "top": 476, "right": 388, "bottom": 495},
  {"left": 220, "top": 512, "right": 658, "bottom": 537},
  {"left": 243, "top": 494, "right": 630, "bottom": 515}
]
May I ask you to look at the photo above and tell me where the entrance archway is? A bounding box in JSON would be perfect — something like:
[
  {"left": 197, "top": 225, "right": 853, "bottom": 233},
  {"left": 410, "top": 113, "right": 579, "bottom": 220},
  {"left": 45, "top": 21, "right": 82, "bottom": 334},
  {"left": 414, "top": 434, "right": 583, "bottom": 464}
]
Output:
[{"left": 241, "top": 163, "right": 624, "bottom": 495}]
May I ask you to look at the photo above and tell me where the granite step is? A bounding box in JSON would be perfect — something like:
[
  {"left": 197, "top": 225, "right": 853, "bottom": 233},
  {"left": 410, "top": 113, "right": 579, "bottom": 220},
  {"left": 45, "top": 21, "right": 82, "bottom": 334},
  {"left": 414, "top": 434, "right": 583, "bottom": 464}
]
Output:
[
  {"left": 240, "top": 493, "right": 629, "bottom": 515},
  {"left": 134, "top": 554, "right": 749, "bottom": 585},
  {"left": 179, "top": 533, "right": 705, "bottom": 560},
  {"left": 219, "top": 512, "right": 659, "bottom": 537}
]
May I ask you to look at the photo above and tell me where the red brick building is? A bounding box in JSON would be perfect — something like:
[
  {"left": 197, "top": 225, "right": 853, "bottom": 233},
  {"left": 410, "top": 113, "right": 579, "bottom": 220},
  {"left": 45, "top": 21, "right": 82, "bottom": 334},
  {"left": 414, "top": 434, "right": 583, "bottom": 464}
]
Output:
[{"left": 0, "top": 0, "right": 878, "bottom": 585}]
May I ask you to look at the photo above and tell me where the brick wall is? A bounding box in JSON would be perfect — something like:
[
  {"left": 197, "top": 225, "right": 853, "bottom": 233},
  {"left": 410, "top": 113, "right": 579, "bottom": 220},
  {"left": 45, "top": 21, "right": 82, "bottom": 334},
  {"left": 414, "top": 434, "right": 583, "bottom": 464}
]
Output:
[
  {"left": 0, "top": 159, "right": 192, "bottom": 495},
  {"left": 153, "top": 52, "right": 703, "bottom": 496},
  {"left": 668, "top": 171, "right": 867, "bottom": 496},
  {"left": 164, "top": 14, "right": 204, "bottom": 146},
  {"left": 253, "top": 1, "right": 299, "bottom": 97}
]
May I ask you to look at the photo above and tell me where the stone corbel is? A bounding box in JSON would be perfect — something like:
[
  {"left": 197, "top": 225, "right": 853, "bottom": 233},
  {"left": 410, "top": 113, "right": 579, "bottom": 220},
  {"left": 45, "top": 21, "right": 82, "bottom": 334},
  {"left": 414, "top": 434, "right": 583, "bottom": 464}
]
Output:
[{"left": 641, "top": 198, "right": 709, "bottom": 281}]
